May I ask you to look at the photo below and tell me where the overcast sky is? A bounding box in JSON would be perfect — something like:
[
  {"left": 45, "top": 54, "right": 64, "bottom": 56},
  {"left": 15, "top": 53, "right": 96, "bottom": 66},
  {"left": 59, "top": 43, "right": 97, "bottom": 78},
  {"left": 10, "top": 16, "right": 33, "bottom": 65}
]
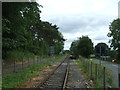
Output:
[{"left": 37, "top": 0, "right": 119, "bottom": 50}]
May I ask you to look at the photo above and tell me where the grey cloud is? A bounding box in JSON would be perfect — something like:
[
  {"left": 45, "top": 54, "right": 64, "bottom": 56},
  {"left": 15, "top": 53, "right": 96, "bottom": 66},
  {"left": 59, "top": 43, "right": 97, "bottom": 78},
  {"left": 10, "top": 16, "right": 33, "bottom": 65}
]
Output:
[
  {"left": 49, "top": 14, "right": 110, "bottom": 34},
  {"left": 94, "top": 35, "right": 108, "bottom": 40},
  {"left": 66, "top": 38, "right": 77, "bottom": 43},
  {"left": 43, "top": 13, "right": 115, "bottom": 50}
]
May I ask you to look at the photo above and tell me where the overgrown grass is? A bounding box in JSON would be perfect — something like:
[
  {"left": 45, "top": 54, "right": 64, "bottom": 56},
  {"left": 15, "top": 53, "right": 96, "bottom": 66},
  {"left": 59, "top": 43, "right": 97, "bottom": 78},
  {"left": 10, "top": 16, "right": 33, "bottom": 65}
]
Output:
[
  {"left": 2, "top": 55, "right": 66, "bottom": 88},
  {"left": 75, "top": 56, "right": 115, "bottom": 88}
]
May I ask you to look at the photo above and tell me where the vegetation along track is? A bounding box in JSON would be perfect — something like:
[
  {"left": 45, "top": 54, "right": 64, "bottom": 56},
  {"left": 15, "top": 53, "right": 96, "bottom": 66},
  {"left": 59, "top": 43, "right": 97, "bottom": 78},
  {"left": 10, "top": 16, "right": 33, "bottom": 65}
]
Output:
[{"left": 35, "top": 56, "right": 70, "bottom": 89}]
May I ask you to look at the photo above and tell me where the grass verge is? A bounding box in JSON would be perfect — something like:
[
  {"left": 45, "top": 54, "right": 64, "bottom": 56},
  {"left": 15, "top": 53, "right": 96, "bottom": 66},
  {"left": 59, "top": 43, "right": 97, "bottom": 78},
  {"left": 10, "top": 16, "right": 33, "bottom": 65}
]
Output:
[
  {"left": 75, "top": 56, "right": 115, "bottom": 88},
  {"left": 2, "top": 55, "right": 66, "bottom": 88}
]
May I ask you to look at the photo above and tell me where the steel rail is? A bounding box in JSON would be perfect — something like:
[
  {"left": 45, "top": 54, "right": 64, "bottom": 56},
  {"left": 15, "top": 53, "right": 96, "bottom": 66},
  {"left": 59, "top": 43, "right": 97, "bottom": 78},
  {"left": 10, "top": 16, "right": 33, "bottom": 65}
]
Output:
[
  {"left": 62, "top": 59, "right": 70, "bottom": 90},
  {"left": 35, "top": 57, "right": 69, "bottom": 88}
]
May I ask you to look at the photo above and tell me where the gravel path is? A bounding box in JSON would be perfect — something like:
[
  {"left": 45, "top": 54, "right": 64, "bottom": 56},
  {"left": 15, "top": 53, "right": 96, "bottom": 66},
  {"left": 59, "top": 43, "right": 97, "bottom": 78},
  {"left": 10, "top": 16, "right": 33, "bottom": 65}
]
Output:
[
  {"left": 67, "top": 59, "right": 93, "bottom": 88},
  {"left": 37, "top": 58, "right": 93, "bottom": 89},
  {"left": 39, "top": 59, "right": 68, "bottom": 89}
]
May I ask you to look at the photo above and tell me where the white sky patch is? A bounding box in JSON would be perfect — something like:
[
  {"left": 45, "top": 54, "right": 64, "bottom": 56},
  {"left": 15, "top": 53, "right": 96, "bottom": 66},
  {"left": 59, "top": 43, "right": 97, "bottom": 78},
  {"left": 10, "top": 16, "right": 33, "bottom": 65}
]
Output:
[{"left": 37, "top": 0, "right": 119, "bottom": 50}]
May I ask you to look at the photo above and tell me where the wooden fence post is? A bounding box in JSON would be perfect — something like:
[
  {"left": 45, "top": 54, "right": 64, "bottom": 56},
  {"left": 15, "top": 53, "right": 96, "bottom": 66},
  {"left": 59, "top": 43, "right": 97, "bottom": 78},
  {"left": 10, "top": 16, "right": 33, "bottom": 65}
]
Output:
[
  {"left": 35, "top": 56, "right": 36, "bottom": 64},
  {"left": 34, "top": 56, "right": 35, "bottom": 64},
  {"left": 87, "top": 61, "right": 89, "bottom": 73},
  {"left": 95, "top": 64, "right": 98, "bottom": 82},
  {"left": 28, "top": 58, "right": 29, "bottom": 66},
  {"left": 87, "top": 61, "right": 88, "bottom": 71},
  {"left": 22, "top": 58, "right": 23, "bottom": 69},
  {"left": 91, "top": 62, "right": 92, "bottom": 78},
  {"left": 103, "top": 67, "right": 106, "bottom": 88},
  {"left": 13, "top": 59, "right": 16, "bottom": 72},
  {"left": 118, "top": 72, "right": 120, "bottom": 88},
  {"left": 37, "top": 56, "right": 39, "bottom": 63},
  {"left": 88, "top": 62, "right": 90, "bottom": 75},
  {"left": 33, "top": 56, "right": 34, "bottom": 64}
]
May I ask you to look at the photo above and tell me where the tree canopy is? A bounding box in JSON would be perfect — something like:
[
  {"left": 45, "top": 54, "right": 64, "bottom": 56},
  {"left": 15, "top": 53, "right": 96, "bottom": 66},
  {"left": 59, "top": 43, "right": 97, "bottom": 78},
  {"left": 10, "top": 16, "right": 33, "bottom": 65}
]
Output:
[
  {"left": 95, "top": 43, "right": 109, "bottom": 57},
  {"left": 2, "top": 2, "right": 65, "bottom": 60},
  {"left": 70, "top": 36, "right": 93, "bottom": 58},
  {"left": 70, "top": 40, "right": 79, "bottom": 55},
  {"left": 107, "top": 18, "right": 120, "bottom": 60}
]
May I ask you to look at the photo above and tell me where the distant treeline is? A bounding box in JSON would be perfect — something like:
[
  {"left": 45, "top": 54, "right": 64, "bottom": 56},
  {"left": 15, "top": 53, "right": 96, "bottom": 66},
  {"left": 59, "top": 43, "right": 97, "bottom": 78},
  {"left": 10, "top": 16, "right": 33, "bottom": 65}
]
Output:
[{"left": 2, "top": 2, "right": 65, "bottom": 60}]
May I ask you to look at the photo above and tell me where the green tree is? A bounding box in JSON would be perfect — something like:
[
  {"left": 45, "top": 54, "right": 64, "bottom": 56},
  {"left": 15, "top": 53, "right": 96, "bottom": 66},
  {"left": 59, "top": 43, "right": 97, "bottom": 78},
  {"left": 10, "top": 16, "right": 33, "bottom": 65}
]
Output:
[
  {"left": 2, "top": 2, "right": 65, "bottom": 60},
  {"left": 70, "top": 40, "right": 79, "bottom": 54},
  {"left": 70, "top": 36, "right": 93, "bottom": 58},
  {"left": 109, "top": 50, "right": 117, "bottom": 59},
  {"left": 77, "top": 36, "right": 93, "bottom": 58},
  {"left": 95, "top": 43, "right": 109, "bottom": 57},
  {"left": 2, "top": 2, "right": 41, "bottom": 59},
  {"left": 34, "top": 21, "right": 65, "bottom": 55},
  {"left": 107, "top": 18, "right": 120, "bottom": 60}
]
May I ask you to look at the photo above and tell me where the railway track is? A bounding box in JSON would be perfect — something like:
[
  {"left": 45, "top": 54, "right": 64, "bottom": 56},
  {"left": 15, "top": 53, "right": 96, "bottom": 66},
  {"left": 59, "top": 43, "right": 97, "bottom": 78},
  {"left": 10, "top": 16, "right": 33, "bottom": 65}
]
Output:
[{"left": 35, "top": 57, "right": 70, "bottom": 89}]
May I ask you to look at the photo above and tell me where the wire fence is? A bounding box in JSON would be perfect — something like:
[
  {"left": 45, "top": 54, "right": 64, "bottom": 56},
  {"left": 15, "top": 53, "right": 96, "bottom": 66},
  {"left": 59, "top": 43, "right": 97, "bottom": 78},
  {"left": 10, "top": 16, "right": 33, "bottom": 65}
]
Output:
[
  {"left": 77, "top": 57, "right": 115, "bottom": 88},
  {"left": 2, "top": 56, "right": 56, "bottom": 76}
]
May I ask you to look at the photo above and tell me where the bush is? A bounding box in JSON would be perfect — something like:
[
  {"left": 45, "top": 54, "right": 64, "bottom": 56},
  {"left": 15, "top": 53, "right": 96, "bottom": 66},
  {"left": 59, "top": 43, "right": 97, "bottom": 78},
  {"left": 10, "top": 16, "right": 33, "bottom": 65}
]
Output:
[{"left": 5, "top": 50, "right": 34, "bottom": 61}]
